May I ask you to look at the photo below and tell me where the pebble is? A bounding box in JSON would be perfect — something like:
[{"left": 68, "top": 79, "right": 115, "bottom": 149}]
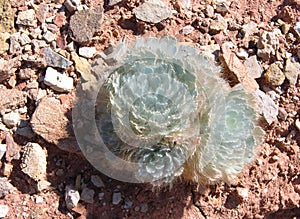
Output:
[
  {"left": 293, "top": 22, "right": 300, "bottom": 40},
  {"left": 35, "top": 196, "right": 43, "bottom": 203},
  {"left": 9, "top": 33, "right": 22, "bottom": 54},
  {"left": 209, "top": 14, "right": 227, "bottom": 35},
  {"left": 21, "top": 142, "right": 47, "bottom": 181},
  {"left": 257, "top": 30, "right": 280, "bottom": 61},
  {"left": 98, "top": 192, "right": 104, "bottom": 200},
  {"left": 19, "top": 33, "right": 31, "bottom": 46},
  {"left": 140, "top": 203, "right": 148, "bottom": 213},
  {"left": 0, "top": 32, "right": 10, "bottom": 54},
  {"left": 81, "top": 187, "right": 95, "bottom": 203},
  {"left": 64, "top": 0, "right": 81, "bottom": 12},
  {"left": 2, "top": 111, "right": 20, "bottom": 128},
  {"left": 241, "top": 21, "right": 258, "bottom": 37},
  {"left": 277, "top": 107, "right": 288, "bottom": 121},
  {"left": 264, "top": 63, "right": 285, "bottom": 87},
  {"left": 43, "top": 31, "right": 56, "bottom": 43},
  {"left": 0, "top": 205, "right": 9, "bottom": 218},
  {"left": 65, "top": 186, "right": 80, "bottom": 209},
  {"left": 112, "top": 192, "right": 122, "bottom": 205},
  {"left": 133, "top": 0, "right": 172, "bottom": 24},
  {"left": 79, "top": 47, "right": 97, "bottom": 59},
  {"left": 180, "top": 25, "right": 194, "bottom": 35},
  {"left": 295, "top": 119, "right": 300, "bottom": 132},
  {"left": 255, "top": 89, "right": 278, "bottom": 125},
  {"left": 124, "top": 199, "right": 133, "bottom": 209},
  {"left": 43, "top": 47, "right": 73, "bottom": 69},
  {"left": 71, "top": 52, "right": 90, "bottom": 75},
  {"left": 16, "top": 9, "right": 37, "bottom": 27},
  {"left": 235, "top": 188, "right": 249, "bottom": 201},
  {"left": 44, "top": 67, "right": 73, "bottom": 92},
  {"left": 215, "top": 2, "right": 229, "bottom": 16},
  {"left": 0, "top": 144, "right": 6, "bottom": 160},
  {"left": 108, "top": 0, "right": 123, "bottom": 6},
  {"left": 204, "top": 4, "right": 214, "bottom": 18},
  {"left": 91, "top": 175, "right": 105, "bottom": 188},
  {"left": 36, "top": 4, "right": 49, "bottom": 23},
  {"left": 244, "top": 55, "right": 263, "bottom": 79},
  {"left": 284, "top": 57, "right": 300, "bottom": 85},
  {"left": 236, "top": 48, "right": 248, "bottom": 59},
  {"left": 69, "top": 6, "right": 103, "bottom": 43}
]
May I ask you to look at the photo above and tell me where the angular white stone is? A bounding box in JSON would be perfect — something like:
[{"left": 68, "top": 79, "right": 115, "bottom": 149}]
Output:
[
  {"left": 16, "top": 9, "right": 37, "bottom": 26},
  {"left": 65, "top": 186, "right": 80, "bottom": 209},
  {"left": 0, "top": 144, "right": 6, "bottom": 160},
  {"left": 2, "top": 111, "right": 20, "bottom": 128},
  {"left": 79, "top": 47, "right": 97, "bottom": 58},
  {"left": 0, "top": 205, "right": 9, "bottom": 218},
  {"left": 44, "top": 67, "right": 73, "bottom": 92}
]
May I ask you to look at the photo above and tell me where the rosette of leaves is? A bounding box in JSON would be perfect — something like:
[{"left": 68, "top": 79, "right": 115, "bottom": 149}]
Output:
[{"left": 92, "top": 37, "right": 264, "bottom": 185}]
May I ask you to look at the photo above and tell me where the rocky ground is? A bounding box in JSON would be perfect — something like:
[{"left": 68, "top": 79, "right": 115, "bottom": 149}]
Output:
[{"left": 0, "top": 0, "right": 300, "bottom": 218}]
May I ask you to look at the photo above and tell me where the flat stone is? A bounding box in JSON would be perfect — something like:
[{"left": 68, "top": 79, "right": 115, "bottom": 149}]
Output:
[
  {"left": 69, "top": 7, "right": 103, "bottom": 43},
  {"left": 30, "top": 96, "right": 80, "bottom": 153},
  {"left": 0, "top": 0, "right": 15, "bottom": 33},
  {"left": 65, "top": 186, "right": 80, "bottom": 209},
  {"left": 220, "top": 43, "right": 259, "bottom": 92},
  {"left": 255, "top": 89, "right": 278, "bottom": 125},
  {"left": 0, "top": 144, "right": 6, "bottom": 160},
  {"left": 133, "top": 0, "right": 172, "bottom": 24},
  {"left": 209, "top": 14, "right": 227, "bottom": 35},
  {"left": 81, "top": 187, "right": 95, "bottom": 203},
  {"left": 2, "top": 111, "right": 20, "bottom": 128},
  {"left": 0, "top": 32, "right": 10, "bottom": 54},
  {"left": 264, "top": 63, "right": 285, "bottom": 87},
  {"left": 79, "top": 47, "right": 97, "bottom": 58},
  {"left": 71, "top": 52, "right": 91, "bottom": 75},
  {"left": 16, "top": 9, "right": 37, "bottom": 27},
  {"left": 43, "top": 31, "right": 56, "bottom": 43},
  {"left": 284, "top": 57, "right": 300, "bottom": 85},
  {"left": 112, "top": 192, "right": 122, "bottom": 205},
  {"left": 244, "top": 56, "right": 263, "bottom": 79},
  {"left": 0, "top": 177, "right": 15, "bottom": 198},
  {"left": 0, "top": 205, "right": 9, "bottom": 218},
  {"left": 43, "top": 47, "right": 73, "bottom": 69},
  {"left": 91, "top": 175, "right": 105, "bottom": 188},
  {"left": 0, "top": 88, "right": 27, "bottom": 112},
  {"left": 20, "top": 142, "right": 47, "bottom": 181},
  {"left": 44, "top": 67, "right": 73, "bottom": 92}
]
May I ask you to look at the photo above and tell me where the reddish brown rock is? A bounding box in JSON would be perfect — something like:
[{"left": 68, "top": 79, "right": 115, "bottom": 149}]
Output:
[{"left": 0, "top": 88, "right": 27, "bottom": 112}]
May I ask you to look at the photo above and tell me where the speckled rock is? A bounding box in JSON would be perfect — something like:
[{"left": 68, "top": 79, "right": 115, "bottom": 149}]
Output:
[
  {"left": 43, "top": 47, "right": 73, "bottom": 69},
  {"left": 20, "top": 142, "right": 47, "bottom": 181},
  {"left": 264, "top": 63, "right": 285, "bottom": 87},
  {"left": 69, "top": 7, "right": 103, "bottom": 43},
  {"left": 257, "top": 30, "right": 280, "bottom": 61},
  {"left": 0, "top": 0, "right": 15, "bottom": 33},
  {"left": 0, "top": 32, "right": 10, "bottom": 54},
  {"left": 16, "top": 9, "right": 37, "bottom": 27},
  {"left": 209, "top": 14, "right": 227, "bottom": 35},
  {"left": 0, "top": 177, "right": 16, "bottom": 198},
  {"left": 0, "top": 88, "right": 27, "bottom": 112}
]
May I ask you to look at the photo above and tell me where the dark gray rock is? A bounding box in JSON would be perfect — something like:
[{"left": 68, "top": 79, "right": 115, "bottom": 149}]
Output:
[{"left": 43, "top": 47, "right": 73, "bottom": 69}]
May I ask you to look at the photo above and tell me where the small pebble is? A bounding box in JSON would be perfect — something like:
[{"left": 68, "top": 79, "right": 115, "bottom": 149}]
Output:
[
  {"left": 79, "top": 47, "right": 97, "bottom": 59},
  {"left": 112, "top": 192, "right": 122, "bottom": 205},
  {"left": 91, "top": 175, "right": 105, "bottom": 188},
  {"left": 295, "top": 119, "right": 300, "bottom": 132},
  {"left": 65, "top": 186, "right": 80, "bottom": 209},
  {"left": 0, "top": 144, "right": 6, "bottom": 160},
  {"left": 2, "top": 111, "right": 20, "bottom": 128},
  {"left": 0, "top": 205, "right": 9, "bottom": 218},
  {"left": 35, "top": 196, "right": 43, "bottom": 203},
  {"left": 81, "top": 187, "right": 95, "bottom": 203}
]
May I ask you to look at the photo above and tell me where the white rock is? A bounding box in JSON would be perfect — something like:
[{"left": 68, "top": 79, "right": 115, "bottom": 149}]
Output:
[
  {"left": 16, "top": 9, "right": 37, "bottom": 27},
  {"left": 0, "top": 205, "right": 9, "bottom": 218},
  {"left": 295, "top": 119, "right": 300, "bottom": 132},
  {"left": 79, "top": 47, "right": 97, "bottom": 58},
  {"left": 244, "top": 55, "right": 263, "bottom": 78},
  {"left": 35, "top": 196, "right": 43, "bottom": 203},
  {"left": 65, "top": 186, "right": 80, "bottom": 209},
  {"left": 108, "top": 0, "right": 123, "bottom": 6},
  {"left": 180, "top": 25, "right": 194, "bottom": 35},
  {"left": 44, "top": 67, "right": 73, "bottom": 92},
  {"left": 19, "top": 33, "right": 31, "bottom": 46},
  {"left": 0, "top": 144, "right": 6, "bottom": 160},
  {"left": 293, "top": 22, "right": 300, "bottom": 39},
  {"left": 255, "top": 90, "right": 278, "bottom": 125},
  {"left": 2, "top": 111, "right": 20, "bottom": 128},
  {"left": 43, "top": 31, "right": 56, "bottom": 43},
  {"left": 284, "top": 57, "right": 300, "bottom": 85},
  {"left": 91, "top": 175, "right": 105, "bottom": 188},
  {"left": 112, "top": 192, "right": 122, "bottom": 205},
  {"left": 64, "top": 0, "right": 81, "bottom": 12},
  {"left": 242, "top": 21, "right": 258, "bottom": 37}
]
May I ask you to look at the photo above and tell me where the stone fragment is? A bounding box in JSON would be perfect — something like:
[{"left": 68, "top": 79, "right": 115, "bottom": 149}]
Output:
[
  {"left": 133, "top": 0, "right": 172, "bottom": 24},
  {"left": 220, "top": 43, "right": 259, "bottom": 92},
  {"left": 91, "top": 175, "right": 105, "bottom": 188},
  {"left": 293, "top": 22, "right": 300, "bottom": 39},
  {"left": 0, "top": 0, "right": 15, "bottom": 33},
  {"left": 2, "top": 111, "right": 20, "bottom": 128},
  {"left": 0, "top": 32, "right": 10, "bottom": 54},
  {"left": 16, "top": 126, "right": 35, "bottom": 138},
  {"left": 43, "top": 31, "right": 56, "bottom": 43},
  {"left": 255, "top": 90, "right": 278, "bottom": 125},
  {"left": 244, "top": 56, "right": 263, "bottom": 79},
  {"left": 112, "top": 192, "right": 122, "bottom": 205},
  {"left": 0, "top": 205, "right": 8, "bottom": 218},
  {"left": 0, "top": 89, "right": 27, "bottom": 112},
  {"left": 20, "top": 142, "right": 47, "bottom": 181},
  {"left": 18, "top": 68, "right": 36, "bottom": 80},
  {"left": 295, "top": 119, "right": 300, "bottom": 132},
  {"left": 44, "top": 67, "right": 73, "bottom": 92},
  {"left": 297, "top": 48, "right": 300, "bottom": 60},
  {"left": 36, "top": 4, "right": 49, "bottom": 23},
  {"left": 215, "top": 2, "right": 229, "bottom": 16},
  {"left": 284, "top": 57, "right": 300, "bottom": 85},
  {"left": 234, "top": 187, "right": 249, "bottom": 201},
  {"left": 264, "top": 63, "right": 285, "bottom": 87},
  {"left": 64, "top": 0, "right": 81, "bottom": 13},
  {"left": 1, "top": 163, "right": 13, "bottom": 177},
  {"left": 236, "top": 48, "right": 248, "bottom": 59},
  {"left": 16, "top": 9, "right": 37, "bottom": 27},
  {"left": 180, "top": 25, "right": 194, "bottom": 35},
  {"left": 81, "top": 187, "right": 95, "bottom": 203},
  {"left": 108, "top": 0, "right": 123, "bottom": 6},
  {"left": 198, "top": 44, "right": 220, "bottom": 62},
  {"left": 257, "top": 30, "right": 280, "bottom": 61},
  {"left": 53, "top": 13, "right": 67, "bottom": 28},
  {"left": 71, "top": 52, "right": 91, "bottom": 75},
  {"left": 5, "top": 133, "right": 20, "bottom": 162},
  {"left": 43, "top": 47, "right": 73, "bottom": 69},
  {"left": 65, "top": 186, "right": 80, "bottom": 209},
  {"left": 35, "top": 196, "right": 43, "bottom": 204},
  {"left": 79, "top": 47, "right": 97, "bottom": 58},
  {"left": 140, "top": 203, "right": 148, "bottom": 213},
  {"left": 209, "top": 14, "right": 227, "bottom": 35},
  {"left": 19, "top": 33, "right": 31, "bottom": 46},
  {"left": 0, "top": 177, "right": 16, "bottom": 198},
  {"left": 9, "top": 33, "right": 22, "bottom": 54},
  {"left": 204, "top": 4, "right": 214, "bottom": 18},
  {"left": 69, "top": 7, "right": 103, "bottom": 43},
  {"left": 0, "top": 144, "right": 6, "bottom": 160},
  {"left": 241, "top": 21, "right": 258, "bottom": 37},
  {"left": 30, "top": 96, "right": 80, "bottom": 153}
]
